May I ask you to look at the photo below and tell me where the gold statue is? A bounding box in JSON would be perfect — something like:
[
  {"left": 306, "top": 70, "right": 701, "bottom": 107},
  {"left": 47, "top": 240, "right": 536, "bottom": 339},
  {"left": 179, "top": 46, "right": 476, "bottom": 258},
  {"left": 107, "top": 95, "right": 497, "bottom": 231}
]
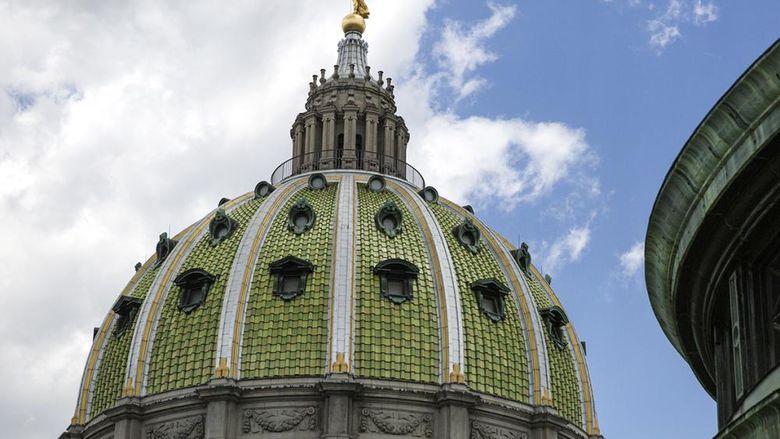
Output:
[{"left": 352, "top": 0, "right": 369, "bottom": 19}]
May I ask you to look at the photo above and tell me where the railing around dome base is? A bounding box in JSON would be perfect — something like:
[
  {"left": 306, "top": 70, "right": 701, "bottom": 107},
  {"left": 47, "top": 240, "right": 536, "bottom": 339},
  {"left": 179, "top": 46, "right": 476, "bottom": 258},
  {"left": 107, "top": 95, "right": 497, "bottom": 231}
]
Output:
[{"left": 271, "top": 149, "right": 425, "bottom": 189}]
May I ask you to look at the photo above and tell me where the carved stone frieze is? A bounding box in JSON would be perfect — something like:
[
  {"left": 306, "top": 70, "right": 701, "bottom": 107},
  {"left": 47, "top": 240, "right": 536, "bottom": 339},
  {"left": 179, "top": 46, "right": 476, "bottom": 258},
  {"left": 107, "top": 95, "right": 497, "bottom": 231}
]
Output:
[
  {"left": 145, "top": 416, "right": 204, "bottom": 439},
  {"left": 242, "top": 407, "right": 318, "bottom": 434},
  {"left": 359, "top": 409, "right": 432, "bottom": 437},
  {"left": 470, "top": 421, "right": 527, "bottom": 439}
]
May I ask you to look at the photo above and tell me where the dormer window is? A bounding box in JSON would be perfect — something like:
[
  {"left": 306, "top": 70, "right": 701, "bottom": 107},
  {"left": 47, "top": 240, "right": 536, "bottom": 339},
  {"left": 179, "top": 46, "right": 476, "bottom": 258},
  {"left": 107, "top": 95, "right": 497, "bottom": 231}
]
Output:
[
  {"left": 374, "top": 259, "right": 419, "bottom": 304},
  {"left": 112, "top": 296, "right": 143, "bottom": 337},
  {"left": 209, "top": 208, "right": 238, "bottom": 246},
  {"left": 154, "top": 232, "right": 178, "bottom": 267},
  {"left": 540, "top": 306, "right": 569, "bottom": 349},
  {"left": 288, "top": 198, "right": 316, "bottom": 235},
  {"left": 367, "top": 175, "right": 386, "bottom": 192},
  {"left": 471, "top": 279, "right": 510, "bottom": 322},
  {"left": 453, "top": 219, "right": 481, "bottom": 254},
  {"left": 308, "top": 173, "right": 328, "bottom": 190},
  {"left": 419, "top": 186, "right": 439, "bottom": 203},
  {"left": 375, "top": 201, "right": 403, "bottom": 238},
  {"left": 269, "top": 256, "right": 315, "bottom": 301},
  {"left": 254, "top": 181, "right": 276, "bottom": 199},
  {"left": 511, "top": 242, "right": 532, "bottom": 273},
  {"left": 174, "top": 269, "right": 216, "bottom": 313}
]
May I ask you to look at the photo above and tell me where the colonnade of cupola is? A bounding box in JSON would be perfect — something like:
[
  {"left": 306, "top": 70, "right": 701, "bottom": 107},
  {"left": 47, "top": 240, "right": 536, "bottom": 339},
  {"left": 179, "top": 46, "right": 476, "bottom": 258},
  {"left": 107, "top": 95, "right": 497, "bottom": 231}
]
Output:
[{"left": 289, "top": 30, "right": 410, "bottom": 180}]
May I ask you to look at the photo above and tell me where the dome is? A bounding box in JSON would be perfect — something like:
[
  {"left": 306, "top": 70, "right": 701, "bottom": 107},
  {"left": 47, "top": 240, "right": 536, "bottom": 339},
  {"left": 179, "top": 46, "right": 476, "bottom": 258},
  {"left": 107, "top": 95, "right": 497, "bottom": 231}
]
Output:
[{"left": 63, "top": 7, "right": 602, "bottom": 439}]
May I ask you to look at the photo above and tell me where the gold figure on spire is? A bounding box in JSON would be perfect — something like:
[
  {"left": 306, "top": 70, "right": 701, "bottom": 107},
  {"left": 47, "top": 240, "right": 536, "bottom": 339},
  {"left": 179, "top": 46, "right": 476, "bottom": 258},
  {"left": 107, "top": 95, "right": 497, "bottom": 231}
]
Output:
[
  {"left": 352, "top": 0, "right": 370, "bottom": 19},
  {"left": 343, "top": 0, "right": 369, "bottom": 33}
]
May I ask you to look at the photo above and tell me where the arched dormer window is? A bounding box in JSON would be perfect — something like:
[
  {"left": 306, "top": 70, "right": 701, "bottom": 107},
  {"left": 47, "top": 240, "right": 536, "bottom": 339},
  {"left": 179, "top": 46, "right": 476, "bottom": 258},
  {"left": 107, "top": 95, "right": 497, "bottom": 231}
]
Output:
[
  {"left": 540, "top": 306, "right": 570, "bottom": 349},
  {"left": 470, "top": 279, "right": 510, "bottom": 323},
  {"left": 174, "top": 268, "right": 216, "bottom": 314},
  {"left": 374, "top": 259, "right": 419, "bottom": 304},
  {"left": 269, "top": 256, "right": 315, "bottom": 301},
  {"left": 112, "top": 296, "right": 143, "bottom": 337}
]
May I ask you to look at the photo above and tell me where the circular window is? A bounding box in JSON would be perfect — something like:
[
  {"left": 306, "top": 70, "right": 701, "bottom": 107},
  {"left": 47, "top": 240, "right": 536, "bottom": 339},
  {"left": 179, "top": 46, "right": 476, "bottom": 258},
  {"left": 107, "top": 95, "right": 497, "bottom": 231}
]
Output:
[
  {"left": 254, "top": 181, "right": 275, "bottom": 199},
  {"left": 308, "top": 173, "right": 327, "bottom": 190},
  {"left": 375, "top": 201, "right": 403, "bottom": 238},
  {"left": 288, "top": 198, "right": 316, "bottom": 234},
  {"left": 419, "top": 186, "right": 439, "bottom": 203},
  {"left": 368, "top": 175, "right": 386, "bottom": 192},
  {"left": 453, "top": 218, "right": 481, "bottom": 254}
]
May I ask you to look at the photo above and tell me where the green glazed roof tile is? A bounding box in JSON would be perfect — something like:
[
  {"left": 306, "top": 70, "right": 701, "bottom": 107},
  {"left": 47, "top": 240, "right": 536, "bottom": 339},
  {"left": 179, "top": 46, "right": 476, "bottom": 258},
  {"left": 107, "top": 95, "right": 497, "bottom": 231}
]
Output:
[
  {"left": 429, "top": 203, "right": 529, "bottom": 403},
  {"left": 353, "top": 185, "right": 439, "bottom": 383},
  {"left": 90, "top": 264, "right": 159, "bottom": 418},
  {"left": 241, "top": 185, "right": 337, "bottom": 379},
  {"left": 523, "top": 269, "right": 583, "bottom": 426},
  {"left": 145, "top": 198, "right": 263, "bottom": 395}
]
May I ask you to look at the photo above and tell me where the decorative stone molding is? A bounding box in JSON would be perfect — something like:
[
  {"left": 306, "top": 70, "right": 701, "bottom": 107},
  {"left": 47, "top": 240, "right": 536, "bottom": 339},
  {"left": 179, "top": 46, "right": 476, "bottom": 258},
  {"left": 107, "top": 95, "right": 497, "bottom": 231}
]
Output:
[
  {"left": 470, "top": 421, "right": 527, "bottom": 439},
  {"left": 359, "top": 409, "right": 432, "bottom": 437},
  {"left": 145, "top": 416, "right": 204, "bottom": 439},
  {"left": 242, "top": 407, "right": 318, "bottom": 434}
]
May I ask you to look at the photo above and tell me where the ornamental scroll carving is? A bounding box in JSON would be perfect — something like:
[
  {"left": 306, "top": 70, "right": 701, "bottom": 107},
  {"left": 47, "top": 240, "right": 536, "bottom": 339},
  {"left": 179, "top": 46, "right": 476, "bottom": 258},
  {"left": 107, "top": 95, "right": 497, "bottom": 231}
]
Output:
[
  {"left": 359, "top": 409, "right": 433, "bottom": 437},
  {"left": 145, "top": 416, "right": 204, "bottom": 439},
  {"left": 242, "top": 407, "right": 318, "bottom": 434},
  {"left": 470, "top": 421, "right": 527, "bottom": 439}
]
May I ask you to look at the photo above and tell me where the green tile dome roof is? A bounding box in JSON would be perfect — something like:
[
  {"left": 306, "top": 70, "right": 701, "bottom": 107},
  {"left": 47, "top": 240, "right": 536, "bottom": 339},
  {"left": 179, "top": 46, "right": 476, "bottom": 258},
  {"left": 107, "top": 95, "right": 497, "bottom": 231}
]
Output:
[{"left": 73, "top": 170, "right": 600, "bottom": 436}]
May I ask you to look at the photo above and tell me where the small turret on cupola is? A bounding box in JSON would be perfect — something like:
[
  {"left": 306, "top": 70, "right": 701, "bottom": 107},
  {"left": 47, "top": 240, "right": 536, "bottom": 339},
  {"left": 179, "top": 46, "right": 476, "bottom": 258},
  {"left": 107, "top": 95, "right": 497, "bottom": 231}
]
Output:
[{"left": 289, "top": 1, "right": 410, "bottom": 181}]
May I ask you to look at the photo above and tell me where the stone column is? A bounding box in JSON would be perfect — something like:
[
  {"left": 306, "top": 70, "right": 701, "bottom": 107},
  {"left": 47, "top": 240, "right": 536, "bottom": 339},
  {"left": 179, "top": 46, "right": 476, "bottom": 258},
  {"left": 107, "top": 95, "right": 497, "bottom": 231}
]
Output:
[
  {"left": 303, "top": 115, "right": 318, "bottom": 171},
  {"left": 531, "top": 406, "right": 563, "bottom": 439},
  {"left": 395, "top": 127, "right": 408, "bottom": 179},
  {"left": 319, "top": 378, "right": 361, "bottom": 439},
  {"left": 382, "top": 119, "right": 396, "bottom": 175},
  {"left": 199, "top": 379, "right": 241, "bottom": 439},
  {"left": 434, "top": 385, "right": 477, "bottom": 439},
  {"left": 321, "top": 111, "right": 336, "bottom": 169},
  {"left": 342, "top": 110, "right": 358, "bottom": 169},
  {"left": 292, "top": 122, "right": 304, "bottom": 173},
  {"left": 365, "top": 111, "right": 380, "bottom": 171}
]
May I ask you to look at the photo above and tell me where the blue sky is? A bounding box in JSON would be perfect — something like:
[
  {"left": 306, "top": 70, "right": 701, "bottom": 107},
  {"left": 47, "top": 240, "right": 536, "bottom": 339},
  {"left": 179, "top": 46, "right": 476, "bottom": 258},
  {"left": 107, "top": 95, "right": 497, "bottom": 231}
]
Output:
[
  {"left": 0, "top": 1, "right": 778, "bottom": 438},
  {"left": 418, "top": 1, "right": 778, "bottom": 437}
]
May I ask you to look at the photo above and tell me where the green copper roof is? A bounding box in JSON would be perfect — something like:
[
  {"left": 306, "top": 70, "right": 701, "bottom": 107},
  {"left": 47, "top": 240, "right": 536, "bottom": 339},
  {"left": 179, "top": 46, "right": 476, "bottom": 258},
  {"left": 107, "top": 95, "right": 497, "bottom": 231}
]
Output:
[
  {"left": 91, "top": 264, "right": 159, "bottom": 416},
  {"left": 241, "top": 184, "right": 337, "bottom": 379},
  {"left": 146, "top": 198, "right": 263, "bottom": 394},
  {"left": 429, "top": 202, "right": 530, "bottom": 403},
  {"left": 75, "top": 171, "right": 599, "bottom": 435},
  {"left": 353, "top": 184, "right": 440, "bottom": 383}
]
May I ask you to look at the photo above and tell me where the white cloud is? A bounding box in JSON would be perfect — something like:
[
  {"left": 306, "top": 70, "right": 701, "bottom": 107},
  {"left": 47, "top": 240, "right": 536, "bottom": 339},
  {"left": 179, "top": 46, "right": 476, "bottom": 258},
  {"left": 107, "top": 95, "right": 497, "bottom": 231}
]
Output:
[
  {"left": 619, "top": 241, "right": 645, "bottom": 277},
  {"left": 0, "top": 2, "right": 436, "bottom": 438},
  {"left": 645, "top": 0, "right": 719, "bottom": 52},
  {"left": 647, "top": 0, "right": 684, "bottom": 51},
  {"left": 433, "top": 2, "right": 517, "bottom": 100},
  {"left": 541, "top": 226, "right": 592, "bottom": 275},
  {"left": 0, "top": 2, "right": 599, "bottom": 438},
  {"left": 404, "top": 3, "right": 596, "bottom": 209},
  {"left": 693, "top": 1, "right": 718, "bottom": 25}
]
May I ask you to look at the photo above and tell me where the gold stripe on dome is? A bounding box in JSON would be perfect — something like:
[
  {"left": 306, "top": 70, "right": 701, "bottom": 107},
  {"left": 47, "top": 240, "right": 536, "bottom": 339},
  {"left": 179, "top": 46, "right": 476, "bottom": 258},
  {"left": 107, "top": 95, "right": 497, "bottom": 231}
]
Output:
[
  {"left": 531, "top": 264, "right": 599, "bottom": 435},
  {"left": 440, "top": 200, "right": 542, "bottom": 403},
  {"left": 131, "top": 194, "right": 253, "bottom": 396},
  {"left": 73, "top": 224, "right": 195, "bottom": 424},
  {"left": 230, "top": 179, "right": 309, "bottom": 377},
  {"left": 388, "top": 181, "right": 452, "bottom": 383}
]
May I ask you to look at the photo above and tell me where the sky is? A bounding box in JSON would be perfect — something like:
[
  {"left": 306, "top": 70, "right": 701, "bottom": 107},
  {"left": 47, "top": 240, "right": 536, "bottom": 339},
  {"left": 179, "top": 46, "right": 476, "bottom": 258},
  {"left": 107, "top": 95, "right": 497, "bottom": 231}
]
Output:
[{"left": 0, "top": 1, "right": 778, "bottom": 438}]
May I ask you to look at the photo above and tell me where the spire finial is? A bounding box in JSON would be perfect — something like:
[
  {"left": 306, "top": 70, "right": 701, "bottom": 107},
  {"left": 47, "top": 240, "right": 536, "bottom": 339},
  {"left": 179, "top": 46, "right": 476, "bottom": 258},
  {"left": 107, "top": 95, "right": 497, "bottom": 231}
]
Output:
[{"left": 342, "top": 0, "right": 369, "bottom": 34}]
